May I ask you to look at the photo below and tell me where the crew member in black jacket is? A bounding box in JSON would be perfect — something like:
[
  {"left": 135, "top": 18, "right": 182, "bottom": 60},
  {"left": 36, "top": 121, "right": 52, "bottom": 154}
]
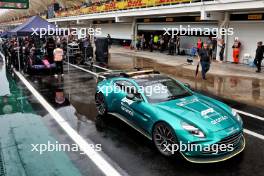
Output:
[{"left": 254, "top": 41, "right": 264, "bottom": 73}]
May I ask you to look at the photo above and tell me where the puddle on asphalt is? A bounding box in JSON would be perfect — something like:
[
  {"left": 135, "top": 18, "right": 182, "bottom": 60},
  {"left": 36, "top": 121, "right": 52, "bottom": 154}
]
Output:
[
  {"left": 109, "top": 53, "right": 264, "bottom": 109},
  {"left": 24, "top": 67, "right": 98, "bottom": 123}
]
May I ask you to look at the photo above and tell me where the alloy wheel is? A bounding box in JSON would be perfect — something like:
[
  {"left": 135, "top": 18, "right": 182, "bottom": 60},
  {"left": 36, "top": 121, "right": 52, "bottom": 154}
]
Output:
[{"left": 153, "top": 122, "right": 177, "bottom": 156}]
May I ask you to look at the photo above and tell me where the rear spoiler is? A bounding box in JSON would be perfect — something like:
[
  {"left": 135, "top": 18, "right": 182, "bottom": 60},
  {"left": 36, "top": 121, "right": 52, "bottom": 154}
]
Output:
[
  {"left": 96, "top": 69, "right": 160, "bottom": 83},
  {"left": 120, "top": 70, "right": 160, "bottom": 77}
]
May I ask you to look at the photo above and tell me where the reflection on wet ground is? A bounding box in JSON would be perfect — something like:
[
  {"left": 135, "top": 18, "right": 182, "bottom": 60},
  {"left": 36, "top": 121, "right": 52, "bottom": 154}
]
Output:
[
  {"left": 108, "top": 53, "right": 264, "bottom": 110},
  {"left": 23, "top": 67, "right": 105, "bottom": 176}
]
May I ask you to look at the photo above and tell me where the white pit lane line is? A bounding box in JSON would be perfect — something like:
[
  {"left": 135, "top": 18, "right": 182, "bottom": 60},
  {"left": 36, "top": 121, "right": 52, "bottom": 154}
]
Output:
[
  {"left": 243, "top": 129, "right": 264, "bottom": 140},
  {"left": 233, "top": 109, "right": 264, "bottom": 122},
  {"left": 13, "top": 70, "right": 125, "bottom": 176}
]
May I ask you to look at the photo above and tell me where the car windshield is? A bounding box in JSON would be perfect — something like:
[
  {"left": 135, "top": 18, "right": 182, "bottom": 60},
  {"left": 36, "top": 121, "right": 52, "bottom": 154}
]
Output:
[{"left": 136, "top": 76, "right": 192, "bottom": 103}]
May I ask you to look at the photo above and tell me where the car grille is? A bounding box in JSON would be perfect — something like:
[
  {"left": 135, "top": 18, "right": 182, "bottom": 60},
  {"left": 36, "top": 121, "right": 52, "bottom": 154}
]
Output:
[
  {"left": 202, "top": 132, "right": 243, "bottom": 155},
  {"left": 217, "top": 132, "right": 243, "bottom": 146}
]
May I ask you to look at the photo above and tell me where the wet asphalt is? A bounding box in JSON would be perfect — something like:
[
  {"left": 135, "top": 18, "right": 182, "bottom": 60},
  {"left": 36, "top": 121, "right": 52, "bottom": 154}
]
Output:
[{"left": 11, "top": 53, "right": 264, "bottom": 176}]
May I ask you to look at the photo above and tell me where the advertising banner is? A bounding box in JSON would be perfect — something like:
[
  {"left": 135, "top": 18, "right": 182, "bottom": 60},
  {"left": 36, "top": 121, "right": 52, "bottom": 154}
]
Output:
[
  {"left": 55, "top": 0, "right": 191, "bottom": 18},
  {"left": 0, "top": 0, "right": 29, "bottom": 9}
]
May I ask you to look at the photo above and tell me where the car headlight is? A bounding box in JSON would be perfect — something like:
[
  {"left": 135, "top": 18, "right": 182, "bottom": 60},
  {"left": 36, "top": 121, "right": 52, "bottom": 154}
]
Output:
[
  {"left": 181, "top": 122, "right": 205, "bottom": 138},
  {"left": 232, "top": 109, "right": 243, "bottom": 124}
]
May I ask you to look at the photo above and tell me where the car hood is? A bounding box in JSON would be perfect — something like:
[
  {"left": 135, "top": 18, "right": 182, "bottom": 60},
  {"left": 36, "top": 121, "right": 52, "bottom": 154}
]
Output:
[{"left": 155, "top": 95, "right": 236, "bottom": 132}]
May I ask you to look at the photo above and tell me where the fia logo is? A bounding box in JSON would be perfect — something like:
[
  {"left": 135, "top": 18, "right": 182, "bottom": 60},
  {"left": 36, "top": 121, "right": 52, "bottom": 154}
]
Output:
[{"left": 121, "top": 97, "right": 134, "bottom": 105}]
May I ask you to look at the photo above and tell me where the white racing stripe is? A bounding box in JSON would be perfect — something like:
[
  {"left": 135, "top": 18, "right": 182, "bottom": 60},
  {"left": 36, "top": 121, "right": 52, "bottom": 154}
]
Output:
[
  {"left": 244, "top": 129, "right": 264, "bottom": 140},
  {"left": 234, "top": 109, "right": 264, "bottom": 121},
  {"left": 14, "top": 70, "right": 123, "bottom": 176}
]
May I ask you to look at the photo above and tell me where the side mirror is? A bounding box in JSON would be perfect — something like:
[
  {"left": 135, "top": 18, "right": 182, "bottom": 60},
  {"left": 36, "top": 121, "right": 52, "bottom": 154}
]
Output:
[
  {"left": 134, "top": 96, "right": 143, "bottom": 102},
  {"left": 126, "top": 93, "right": 135, "bottom": 100},
  {"left": 184, "top": 83, "right": 191, "bottom": 89},
  {"left": 126, "top": 93, "right": 143, "bottom": 102}
]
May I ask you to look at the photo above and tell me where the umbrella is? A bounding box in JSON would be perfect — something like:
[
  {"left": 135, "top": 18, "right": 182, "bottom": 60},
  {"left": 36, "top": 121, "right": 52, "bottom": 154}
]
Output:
[{"left": 195, "top": 62, "right": 200, "bottom": 78}]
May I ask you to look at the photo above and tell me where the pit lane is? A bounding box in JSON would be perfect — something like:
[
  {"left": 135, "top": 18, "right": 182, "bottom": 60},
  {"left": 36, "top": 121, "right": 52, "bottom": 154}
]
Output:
[{"left": 10, "top": 53, "right": 264, "bottom": 176}]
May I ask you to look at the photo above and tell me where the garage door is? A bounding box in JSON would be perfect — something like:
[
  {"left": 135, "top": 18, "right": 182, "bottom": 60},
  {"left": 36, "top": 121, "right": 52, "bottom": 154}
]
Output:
[
  {"left": 95, "top": 23, "right": 132, "bottom": 40},
  {"left": 137, "top": 22, "right": 218, "bottom": 31}
]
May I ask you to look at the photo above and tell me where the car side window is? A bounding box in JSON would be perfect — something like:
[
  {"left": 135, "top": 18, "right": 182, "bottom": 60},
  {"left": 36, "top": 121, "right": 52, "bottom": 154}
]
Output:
[
  {"left": 114, "top": 80, "right": 132, "bottom": 92},
  {"left": 114, "top": 80, "right": 142, "bottom": 99}
]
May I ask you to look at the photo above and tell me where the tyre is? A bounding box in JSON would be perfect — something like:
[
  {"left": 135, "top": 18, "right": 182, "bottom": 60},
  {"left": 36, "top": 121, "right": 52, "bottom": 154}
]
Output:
[
  {"left": 95, "top": 92, "right": 108, "bottom": 116},
  {"left": 152, "top": 122, "right": 178, "bottom": 156}
]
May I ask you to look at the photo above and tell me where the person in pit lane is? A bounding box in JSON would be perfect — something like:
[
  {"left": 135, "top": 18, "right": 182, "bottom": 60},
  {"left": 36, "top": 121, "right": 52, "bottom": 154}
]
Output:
[
  {"left": 254, "top": 41, "right": 264, "bottom": 73},
  {"left": 53, "top": 44, "right": 64, "bottom": 77},
  {"left": 198, "top": 43, "right": 211, "bottom": 80}
]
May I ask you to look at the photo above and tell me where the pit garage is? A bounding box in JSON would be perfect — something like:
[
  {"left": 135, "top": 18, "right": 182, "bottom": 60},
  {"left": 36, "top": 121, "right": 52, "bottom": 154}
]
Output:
[
  {"left": 226, "top": 21, "right": 264, "bottom": 64},
  {"left": 136, "top": 19, "right": 218, "bottom": 53}
]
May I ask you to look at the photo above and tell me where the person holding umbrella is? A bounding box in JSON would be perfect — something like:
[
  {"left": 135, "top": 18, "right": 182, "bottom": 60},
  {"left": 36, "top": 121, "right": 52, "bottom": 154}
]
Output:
[{"left": 197, "top": 43, "right": 211, "bottom": 80}]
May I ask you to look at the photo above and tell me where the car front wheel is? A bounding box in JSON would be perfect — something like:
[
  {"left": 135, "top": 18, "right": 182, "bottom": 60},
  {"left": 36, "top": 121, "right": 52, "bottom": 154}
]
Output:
[{"left": 153, "top": 122, "right": 178, "bottom": 156}]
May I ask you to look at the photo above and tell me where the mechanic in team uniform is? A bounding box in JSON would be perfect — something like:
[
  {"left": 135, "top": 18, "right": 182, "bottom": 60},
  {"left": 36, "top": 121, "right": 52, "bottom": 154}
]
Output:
[{"left": 198, "top": 43, "right": 211, "bottom": 80}]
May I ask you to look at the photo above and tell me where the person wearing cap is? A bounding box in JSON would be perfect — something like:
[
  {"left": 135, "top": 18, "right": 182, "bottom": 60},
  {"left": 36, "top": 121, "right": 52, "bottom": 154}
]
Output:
[
  {"left": 53, "top": 44, "right": 64, "bottom": 77},
  {"left": 254, "top": 41, "right": 264, "bottom": 73}
]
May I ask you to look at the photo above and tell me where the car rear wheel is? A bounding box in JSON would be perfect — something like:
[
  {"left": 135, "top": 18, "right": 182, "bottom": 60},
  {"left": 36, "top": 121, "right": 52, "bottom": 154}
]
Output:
[
  {"left": 95, "top": 92, "right": 108, "bottom": 116},
  {"left": 153, "top": 122, "right": 178, "bottom": 156}
]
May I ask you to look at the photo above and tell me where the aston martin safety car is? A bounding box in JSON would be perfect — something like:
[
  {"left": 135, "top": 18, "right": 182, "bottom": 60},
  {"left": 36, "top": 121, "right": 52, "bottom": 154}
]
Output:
[{"left": 95, "top": 70, "right": 245, "bottom": 163}]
